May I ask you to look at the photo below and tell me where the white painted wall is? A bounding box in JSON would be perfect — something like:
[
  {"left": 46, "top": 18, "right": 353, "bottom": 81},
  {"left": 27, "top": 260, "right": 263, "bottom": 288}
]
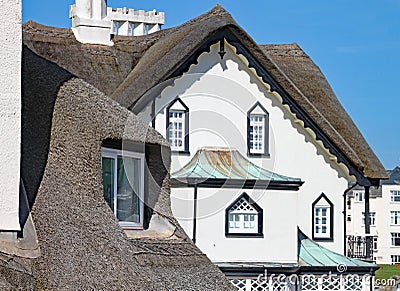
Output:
[
  {"left": 139, "top": 41, "right": 353, "bottom": 262},
  {"left": 173, "top": 188, "right": 298, "bottom": 262},
  {"left": 0, "top": 0, "right": 22, "bottom": 231},
  {"left": 348, "top": 185, "right": 400, "bottom": 264}
]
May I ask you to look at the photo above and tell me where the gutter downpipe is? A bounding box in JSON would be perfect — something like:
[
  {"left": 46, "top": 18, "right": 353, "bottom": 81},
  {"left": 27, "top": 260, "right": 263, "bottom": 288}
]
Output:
[
  {"left": 192, "top": 184, "right": 198, "bottom": 244},
  {"left": 343, "top": 182, "right": 358, "bottom": 256}
]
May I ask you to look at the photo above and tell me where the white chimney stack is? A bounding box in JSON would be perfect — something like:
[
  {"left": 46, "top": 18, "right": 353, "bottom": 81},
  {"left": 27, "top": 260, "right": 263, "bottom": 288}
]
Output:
[{"left": 70, "top": 0, "right": 165, "bottom": 46}]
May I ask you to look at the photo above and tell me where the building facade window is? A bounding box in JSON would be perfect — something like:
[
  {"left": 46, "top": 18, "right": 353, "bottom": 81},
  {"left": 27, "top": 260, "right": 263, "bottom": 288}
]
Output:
[
  {"left": 166, "top": 98, "right": 189, "bottom": 153},
  {"left": 312, "top": 193, "right": 334, "bottom": 241},
  {"left": 391, "top": 190, "right": 400, "bottom": 202},
  {"left": 362, "top": 212, "right": 376, "bottom": 226},
  {"left": 101, "top": 148, "right": 144, "bottom": 229},
  {"left": 391, "top": 233, "right": 400, "bottom": 247},
  {"left": 354, "top": 190, "right": 365, "bottom": 202},
  {"left": 391, "top": 211, "right": 400, "bottom": 225},
  {"left": 168, "top": 111, "right": 185, "bottom": 151},
  {"left": 391, "top": 255, "right": 400, "bottom": 264},
  {"left": 373, "top": 237, "right": 378, "bottom": 250},
  {"left": 226, "top": 193, "right": 263, "bottom": 237},
  {"left": 247, "top": 102, "right": 269, "bottom": 157}
]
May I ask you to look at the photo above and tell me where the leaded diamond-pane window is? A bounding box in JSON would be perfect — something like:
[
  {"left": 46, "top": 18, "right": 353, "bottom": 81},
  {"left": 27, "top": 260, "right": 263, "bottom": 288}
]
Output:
[{"left": 226, "top": 194, "right": 263, "bottom": 236}]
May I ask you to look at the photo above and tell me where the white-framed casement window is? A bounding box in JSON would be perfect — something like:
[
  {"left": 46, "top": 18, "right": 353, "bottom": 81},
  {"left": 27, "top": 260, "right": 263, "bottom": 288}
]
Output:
[
  {"left": 312, "top": 193, "right": 334, "bottom": 240},
  {"left": 362, "top": 212, "right": 376, "bottom": 226},
  {"left": 249, "top": 115, "right": 265, "bottom": 154},
  {"left": 354, "top": 190, "right": 365, "bottom": 202},
  {"left": 391, "top": 211, "right": 400, "bottom": 225},
  {"left": 226, "top": 193, "right": 263, "bottom": 236},
  {"left": 391, "top": 190, "right": 400, "bottom": 202},
  {"left": 314, "top": 207, "right": 330, "bottom": 238},
  {"left": 101, "top": 148, "right": 145, "bottom": 229},
  {"left": 391, "top": 233, "right": 400, "bottom": 247},
  {"left": 168, "top": 110, "right": 185, "bottom": 151},
  {"left": 166, "top": 98, "right": 189, "bottom": 153},
  {"left": 247, "top": 102, "right": 269, "bottom": 156},
  {"left": 391, "top": 255, "right": 400, "bottom": 264}
]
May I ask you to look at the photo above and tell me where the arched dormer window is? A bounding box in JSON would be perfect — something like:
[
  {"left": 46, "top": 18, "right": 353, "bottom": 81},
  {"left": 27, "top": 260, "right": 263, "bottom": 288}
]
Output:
[
  {"left": 225, "top": 193, "right": 263, "bottom": 237},
  {"left": 166, "top": 98, "right": 189, "bottom": 153},
  {"left": 247, "top": 102, "right": 269, "bottom": 157},
  {"left": 312, "top": 193, "right": 334, "bottom": 241}
]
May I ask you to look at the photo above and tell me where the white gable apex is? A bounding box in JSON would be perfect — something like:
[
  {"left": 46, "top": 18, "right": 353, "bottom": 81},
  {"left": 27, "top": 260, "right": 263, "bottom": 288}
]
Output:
[
  {"left": 250, "top": 104, "right": 267, "bottom": 115},
  {"left": 169, "top": 100, "right": 187, "bottom": 111}
]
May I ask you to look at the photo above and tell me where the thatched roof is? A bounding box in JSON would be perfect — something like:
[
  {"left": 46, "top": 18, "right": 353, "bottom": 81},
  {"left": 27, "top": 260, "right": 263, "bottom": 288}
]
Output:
[
  {"left": 0, "top": 46, "right": 233, "bottom": 289},
  {"left": 22, "top": 5, "right": 387, "bottom": 181}
]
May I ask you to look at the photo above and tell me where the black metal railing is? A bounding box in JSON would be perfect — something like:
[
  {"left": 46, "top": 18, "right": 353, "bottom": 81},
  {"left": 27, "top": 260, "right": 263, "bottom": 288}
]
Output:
[{"left": 347, "top": 235, "right": 375, "bottom": 261}]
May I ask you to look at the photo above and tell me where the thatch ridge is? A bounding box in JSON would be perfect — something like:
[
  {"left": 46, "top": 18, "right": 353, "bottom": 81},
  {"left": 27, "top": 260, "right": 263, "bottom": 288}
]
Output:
[
  {"left": 261, "top": 43, "right": 386, "bottom": 179},
  {"left": 22, "top": 5, "right": 387, "bottom": 180}
]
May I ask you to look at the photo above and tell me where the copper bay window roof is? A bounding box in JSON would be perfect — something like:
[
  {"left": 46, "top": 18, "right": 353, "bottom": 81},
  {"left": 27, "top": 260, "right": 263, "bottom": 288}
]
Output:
[{"left": 171, "top": 147, "right": 303, "bottom": 190}]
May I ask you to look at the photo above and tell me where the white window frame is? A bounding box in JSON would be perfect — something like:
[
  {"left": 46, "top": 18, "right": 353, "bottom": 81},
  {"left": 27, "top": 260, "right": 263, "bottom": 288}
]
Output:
[
  {"left": 314, "top": 206, "right": 331, "bottom": 239},
  {"left": 362, "top": 212, "right": 376, "bottom": 226},
  {"left": 391, "top": 191, "right": 400, "bottom": 203},
  {"left": 391, "top": 233, "right": 400, "bottom": 247},
  {"left": 391, "top": 255, "right": 400, "bottom": 264},
  {"left": 391, "top": 211, "right": 400, "bottom": 225},
  {"left": 354, "top": 191, "right": 365, "bottom": 202},
  {"left": 168, "top": 110, "right": 185, "bottom": 152},
  {"left": 249, "top": 114, "right": 265, "bottom": 154},
  {"left": 101, "top": 148, "right": 145, "bottom": 229},
  {"left": 227, "top": 197, "right": 259, "bottom": 234}
]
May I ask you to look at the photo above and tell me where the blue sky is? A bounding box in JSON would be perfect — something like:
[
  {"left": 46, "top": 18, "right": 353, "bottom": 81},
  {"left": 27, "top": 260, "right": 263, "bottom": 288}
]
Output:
[{"left": 23, "top": 1, "right": 400, "bottom": 170}]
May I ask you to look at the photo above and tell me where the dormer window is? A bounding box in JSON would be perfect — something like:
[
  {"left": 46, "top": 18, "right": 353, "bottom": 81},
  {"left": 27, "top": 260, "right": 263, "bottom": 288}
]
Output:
[
  {"left": 225, "top": 193, "right": 263, "bottom": 237},
  {"left": 101, "top": 148, "right": 144, "bottom": 229},
  {"left": 247, "top": 102, "right": 269, "bottom": 157},
  {"left": 312, "top": 193, "right": 334, "bottom": 241},
  {"left": 166, "top": 98, "right": 189, "bottom": 153}
]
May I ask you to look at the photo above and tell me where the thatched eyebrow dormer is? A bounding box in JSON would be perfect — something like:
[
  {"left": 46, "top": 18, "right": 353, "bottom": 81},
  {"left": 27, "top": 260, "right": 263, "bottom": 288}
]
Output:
[{"left": 15, "top": 47, "right": 234, "bottom": 290}]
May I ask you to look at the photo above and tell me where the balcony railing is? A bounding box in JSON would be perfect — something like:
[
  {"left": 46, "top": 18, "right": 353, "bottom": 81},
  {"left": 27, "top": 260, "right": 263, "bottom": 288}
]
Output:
[{"left": 347, "top": 235, "right": 375, "bottom": 261}]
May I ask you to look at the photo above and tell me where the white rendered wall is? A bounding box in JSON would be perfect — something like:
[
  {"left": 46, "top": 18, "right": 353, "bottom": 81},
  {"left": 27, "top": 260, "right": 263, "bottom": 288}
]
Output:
[
  {"left": 139, "top": 41, "right": 352, "bottom": 261},
  {"left": 173, "top": 188, "right": 298, "bottom": 263},
  {"left": 348, "top": 185, "right": 400, "bottom": 264},
  {"left": 0, "top": 0, "right": 21, "bottom": 231}
]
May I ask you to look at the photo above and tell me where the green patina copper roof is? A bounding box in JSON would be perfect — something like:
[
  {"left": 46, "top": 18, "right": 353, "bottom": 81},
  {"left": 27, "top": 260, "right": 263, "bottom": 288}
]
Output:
[
  {"left": 298, "top": 229, "right": 377, "bottom": 269},
  {"left": 171, "top": 147, "right": 303, "bottom": 189}
]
